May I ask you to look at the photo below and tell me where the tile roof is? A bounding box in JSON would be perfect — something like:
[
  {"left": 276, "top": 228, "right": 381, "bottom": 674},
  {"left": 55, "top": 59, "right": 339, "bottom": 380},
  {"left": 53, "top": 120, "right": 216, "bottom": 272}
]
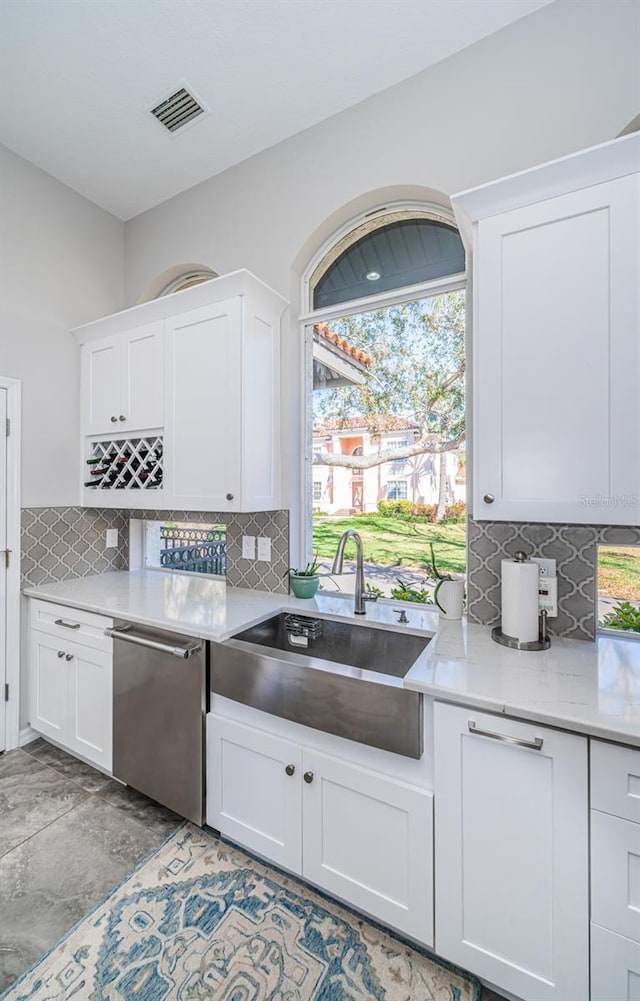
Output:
[
  {"left": 314, "top": 415, "right": 421, "bottom": 434},
  {"left": 313, "top": 323, "right": 371, "bottom": 367}
]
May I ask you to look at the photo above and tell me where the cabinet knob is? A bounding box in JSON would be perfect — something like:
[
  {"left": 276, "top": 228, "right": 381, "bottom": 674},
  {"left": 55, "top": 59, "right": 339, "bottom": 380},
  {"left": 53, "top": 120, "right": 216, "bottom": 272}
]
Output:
[
  {"left": 303, "top": 771, "right": 314, "bottom": 784},
  {"left": 65, "top": 653, "right": 74, "bottom": 661},
  {"left": 285, "top": 764, "right": 295, "bottom": 776},
  {"left": 226, "top": 493, "right": 234, "bottom": 501},
  {"left": 57, "top": 650, "right": 65, "bottom": 658},
  {"left": 118, "top": 415, "right": 126, "bottom": 422},
  {"left": 110, "top": 416, "right": 118, "bottom": 423},
  {"left": 483, "top": 493, "right": 495, "bottom": 504}
]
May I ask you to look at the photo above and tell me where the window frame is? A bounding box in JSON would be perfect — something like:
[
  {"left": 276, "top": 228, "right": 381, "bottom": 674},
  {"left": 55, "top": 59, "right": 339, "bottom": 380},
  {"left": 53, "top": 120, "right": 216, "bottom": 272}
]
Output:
[{"left": 299, "top": 202, "right": 467, "bottom": 569}]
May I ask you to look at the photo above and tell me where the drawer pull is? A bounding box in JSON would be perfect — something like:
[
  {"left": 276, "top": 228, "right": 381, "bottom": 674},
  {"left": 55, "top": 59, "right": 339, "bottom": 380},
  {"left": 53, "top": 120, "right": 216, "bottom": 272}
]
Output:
[
  {"left": 55, "top": 619, "right": 81, "bottom": 630},
  {"left": 468, "top": 720, "right": 543, "bottom": 751},
  {"left": 57, "top": 650, "right": 65, "bottom": 658},
  {"left": 304, "top": 771, "right": 314, "bottom": 784},
  {"left": 285, "top": 764, "right": 295, "bottom": 776}
]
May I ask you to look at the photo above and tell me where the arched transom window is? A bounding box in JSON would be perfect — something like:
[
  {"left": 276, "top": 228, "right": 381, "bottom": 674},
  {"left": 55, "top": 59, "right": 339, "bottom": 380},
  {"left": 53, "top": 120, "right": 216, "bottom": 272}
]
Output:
[{"left": 310, "top": 210, "right": 465, "bottom": 310}]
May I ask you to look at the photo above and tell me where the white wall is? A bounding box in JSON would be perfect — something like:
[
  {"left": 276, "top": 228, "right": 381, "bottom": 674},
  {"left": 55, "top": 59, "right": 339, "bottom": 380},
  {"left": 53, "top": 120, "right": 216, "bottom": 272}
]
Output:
[
  {"left": 124, "top": 0, "right": 639, "bottom": 307},
  {"left": 123, "top": 0, "right": 639, "bottom": 563},
  {"left": 0, "top": 145, "right": 124, "bottom": 507}
]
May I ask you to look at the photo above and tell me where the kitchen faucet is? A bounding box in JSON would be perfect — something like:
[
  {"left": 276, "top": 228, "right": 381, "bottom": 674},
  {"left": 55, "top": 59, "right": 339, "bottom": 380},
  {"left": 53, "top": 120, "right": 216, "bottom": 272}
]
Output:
[{"left": 331, "top": 529, "right": 372, "bottom": 615}]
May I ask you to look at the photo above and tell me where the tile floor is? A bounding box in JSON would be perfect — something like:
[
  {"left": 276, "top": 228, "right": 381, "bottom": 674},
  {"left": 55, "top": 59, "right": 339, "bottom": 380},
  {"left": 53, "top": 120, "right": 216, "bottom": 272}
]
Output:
[
  {"left": 0, "top": 739, "right": 182, "bottom": 993},
  {"left": 0, "top": 738, "right": 506, "bottom": 1000}
]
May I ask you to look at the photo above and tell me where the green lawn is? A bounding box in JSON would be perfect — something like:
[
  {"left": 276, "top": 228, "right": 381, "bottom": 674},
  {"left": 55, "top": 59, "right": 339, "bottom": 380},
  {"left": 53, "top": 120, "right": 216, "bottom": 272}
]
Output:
[
  {"left": 312, "top": 514, "right": 467, "bottom": 576},
  {"left": 598, "top": 546, "right": 640, "bottom": 600}
]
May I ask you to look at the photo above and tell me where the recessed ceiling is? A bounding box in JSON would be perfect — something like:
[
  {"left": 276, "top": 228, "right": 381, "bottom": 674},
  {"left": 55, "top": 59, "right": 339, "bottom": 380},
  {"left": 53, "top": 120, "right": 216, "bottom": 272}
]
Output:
[{"left": 0, "top": 0, "right": 554, "bottom": 220}]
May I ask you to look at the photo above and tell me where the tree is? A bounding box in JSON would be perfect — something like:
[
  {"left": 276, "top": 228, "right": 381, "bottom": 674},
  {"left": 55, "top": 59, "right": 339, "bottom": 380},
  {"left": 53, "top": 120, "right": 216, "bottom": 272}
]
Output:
[{"left": 313, "top": 290, "right": 465, "bottom": 517}]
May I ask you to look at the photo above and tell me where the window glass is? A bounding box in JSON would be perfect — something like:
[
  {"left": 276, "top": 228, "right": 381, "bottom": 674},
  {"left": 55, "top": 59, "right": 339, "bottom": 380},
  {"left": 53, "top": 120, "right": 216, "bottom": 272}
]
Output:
[
  {"left": 144, "top": 520, "right": 226, "bottom": 577},
  {"left": 313, "top": 218, "right": 465, "bottom": 310},
  {"left": 597, "top": 545, "right": 640, "bottom": 635},
  {"left": 310, "top": 290, "right": 466, "bottom": 600}
]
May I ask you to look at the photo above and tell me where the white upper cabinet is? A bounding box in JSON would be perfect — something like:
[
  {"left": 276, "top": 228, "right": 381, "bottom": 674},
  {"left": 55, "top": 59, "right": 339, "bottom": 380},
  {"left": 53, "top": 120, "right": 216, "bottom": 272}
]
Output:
[
  {"left": 453, "top": 134, "right": 640, "bottom": 525},
  {"left": 164, "top": 284, "right": 282, "bottom": 512},
  {"left": 81, "top": 321, "right": 164, "bottom": 436},
  {"left": 74, "top": 270, "right": 287, "bottom": 511}
]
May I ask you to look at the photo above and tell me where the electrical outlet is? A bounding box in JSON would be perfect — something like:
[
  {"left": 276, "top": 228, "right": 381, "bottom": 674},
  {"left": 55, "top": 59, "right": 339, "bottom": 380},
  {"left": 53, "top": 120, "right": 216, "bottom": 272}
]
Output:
[
  {"left": 530, "top": 557, "right": 556, "bottom": 578},
  {"left": 105, "top": 529, "right": 118, "bottom": 549},
  {"left": 538, "top": 576, "right": 558, "bottom": 616},
  {"left": 242, "top": 535, "right": 256, "bottom": 560},
  {"left": 257, "top": 536, "right": 272, "bottom": 562}
]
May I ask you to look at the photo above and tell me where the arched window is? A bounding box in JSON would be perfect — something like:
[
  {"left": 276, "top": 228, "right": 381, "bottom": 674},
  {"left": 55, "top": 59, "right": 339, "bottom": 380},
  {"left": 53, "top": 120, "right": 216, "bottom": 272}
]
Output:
[
  {"left": 304, "top": 202, "right": 467, "bottom": 592},
  {"left": 309, "top": 208, "right": 465, "bottom": 311}
]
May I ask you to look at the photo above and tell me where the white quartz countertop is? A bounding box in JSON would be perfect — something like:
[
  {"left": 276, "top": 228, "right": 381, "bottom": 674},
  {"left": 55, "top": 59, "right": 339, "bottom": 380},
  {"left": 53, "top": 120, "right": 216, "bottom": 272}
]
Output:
[{"left": 23, "top": 570, "right": 640, "bottom": 748}]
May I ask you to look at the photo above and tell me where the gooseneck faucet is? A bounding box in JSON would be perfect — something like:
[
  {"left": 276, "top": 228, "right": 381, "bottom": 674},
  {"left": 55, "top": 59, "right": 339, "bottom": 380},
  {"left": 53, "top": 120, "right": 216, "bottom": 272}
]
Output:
[{"left": 332, "top": 529, "right": 367, "bottom": 615}]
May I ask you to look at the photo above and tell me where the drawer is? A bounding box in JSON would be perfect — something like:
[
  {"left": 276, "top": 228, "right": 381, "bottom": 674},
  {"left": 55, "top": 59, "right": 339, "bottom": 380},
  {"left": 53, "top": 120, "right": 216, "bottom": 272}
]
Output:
[
  {"left": 591, "top": 924, "right": 640, "bottom": 1001},
  {"left": 30, "top": 599, "right": 113, "bottom": 653},
  {"left": 592, "top": 809, "right": 640, "bottom": 944},
  {"left": 592, "top": 741, "right": 640, "bottom": 823}
]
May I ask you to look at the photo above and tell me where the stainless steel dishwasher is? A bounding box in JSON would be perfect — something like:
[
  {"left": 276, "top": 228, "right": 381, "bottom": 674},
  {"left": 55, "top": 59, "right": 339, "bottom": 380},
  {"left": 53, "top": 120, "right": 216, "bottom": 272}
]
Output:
[{"left": 107, "top": 621, "right": 207, "bottom": 825}]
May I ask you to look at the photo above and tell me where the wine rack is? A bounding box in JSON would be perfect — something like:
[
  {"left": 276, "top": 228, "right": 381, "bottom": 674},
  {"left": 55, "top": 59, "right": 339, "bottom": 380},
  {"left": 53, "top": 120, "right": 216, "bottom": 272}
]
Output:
[{"left": 85, "top": 436, "right": 163, "bottom": 490}]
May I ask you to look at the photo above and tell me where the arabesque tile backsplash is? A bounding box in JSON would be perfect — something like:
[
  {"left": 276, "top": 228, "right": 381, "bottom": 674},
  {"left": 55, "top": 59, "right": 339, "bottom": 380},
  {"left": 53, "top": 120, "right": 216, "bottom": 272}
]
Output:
[
  {"left": 21, "top": 507, "right": 289, "bottom": 594},
  {"left": 467, "top": 520, "right": 640, "bottom": 641},
  {"left": 20, "top": 507, "right": 637, "bottom": 641}
]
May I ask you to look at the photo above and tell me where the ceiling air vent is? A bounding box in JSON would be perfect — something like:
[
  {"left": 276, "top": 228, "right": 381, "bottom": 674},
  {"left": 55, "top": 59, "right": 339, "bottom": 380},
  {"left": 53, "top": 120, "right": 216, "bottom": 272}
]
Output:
[{"left": 151, "top": 88, "right": 205, "bottom": 133}]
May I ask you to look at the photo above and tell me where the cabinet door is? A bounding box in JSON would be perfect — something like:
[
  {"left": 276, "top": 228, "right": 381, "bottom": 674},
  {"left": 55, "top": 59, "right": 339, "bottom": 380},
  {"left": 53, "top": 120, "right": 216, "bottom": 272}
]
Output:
[
  {"left": 82, "top": 336, "right": 121, "bottom": 435},
  {"left": 434, "top": 702, "right": 588, "bottom": 1001},
  {"left": 206, "top": 714, "right": 302, "bottom": 873},
  {"left": 592, "top": 811, "right": 640, "bottom": 945},
  {"left": 474, "top": 174, "right": 639, "bottom": 524},
  {"left": 302, "top": 749, "right": 433, "bottom": 944},
  {"left": 29, "top": 630, "right": 69, "bottom": 743},
  {"left": 120, "top": 322, "right": 164, "bottom": 432},
  {"left": 67, "top": 642, "right": 112, "bottom": 771},
  {"left": 591, "top": 924, "right": 640, "bottom": 1001},
  {"left": 164, "top": 300, "right": 242, "bottom": 510}
]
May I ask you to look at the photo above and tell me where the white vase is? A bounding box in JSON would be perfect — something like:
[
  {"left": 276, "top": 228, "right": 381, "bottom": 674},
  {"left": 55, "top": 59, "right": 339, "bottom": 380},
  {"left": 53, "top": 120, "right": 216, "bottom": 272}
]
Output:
[{"left": 435, "top": 579, "right": 465, "bottom": 620}]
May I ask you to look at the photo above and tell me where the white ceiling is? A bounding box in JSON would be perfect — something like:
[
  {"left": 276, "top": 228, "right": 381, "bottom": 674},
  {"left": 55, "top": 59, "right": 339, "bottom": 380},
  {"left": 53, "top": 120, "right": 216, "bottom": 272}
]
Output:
[{"left": 0, "top": 0, "right": 553, "bottom": 220}]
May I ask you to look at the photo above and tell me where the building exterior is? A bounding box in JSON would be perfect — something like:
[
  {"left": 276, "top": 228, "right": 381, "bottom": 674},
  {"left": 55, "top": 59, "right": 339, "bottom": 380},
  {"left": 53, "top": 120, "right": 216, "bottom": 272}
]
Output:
[{"left": 312, "top": 415, "right": 465, "bottom": 515}]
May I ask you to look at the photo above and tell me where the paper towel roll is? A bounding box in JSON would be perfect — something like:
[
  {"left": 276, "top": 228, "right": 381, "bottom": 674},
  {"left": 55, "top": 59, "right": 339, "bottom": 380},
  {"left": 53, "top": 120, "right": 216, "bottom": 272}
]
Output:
[{"left": 501, "top": 556, "right": 539, "bottom": 643}]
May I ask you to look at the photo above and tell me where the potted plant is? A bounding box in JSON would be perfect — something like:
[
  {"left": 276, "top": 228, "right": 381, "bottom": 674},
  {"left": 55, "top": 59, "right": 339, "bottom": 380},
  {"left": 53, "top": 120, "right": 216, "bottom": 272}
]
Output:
[
  {"left": 285, "top": 555, "right": 321, "bottom": 599},
  {"left": 427, "top": 543, "right": 465, "bottom": 620}
]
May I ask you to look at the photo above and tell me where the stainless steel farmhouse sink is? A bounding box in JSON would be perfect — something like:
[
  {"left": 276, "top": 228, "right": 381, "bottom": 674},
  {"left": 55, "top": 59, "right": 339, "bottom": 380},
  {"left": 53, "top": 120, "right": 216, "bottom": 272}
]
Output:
[{"left": 210, "top": 613, "right": 432, "bottom": 758}]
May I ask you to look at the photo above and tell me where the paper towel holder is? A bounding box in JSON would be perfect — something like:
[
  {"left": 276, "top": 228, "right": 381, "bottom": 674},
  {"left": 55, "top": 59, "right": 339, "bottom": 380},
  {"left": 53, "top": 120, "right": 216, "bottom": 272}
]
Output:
[{"left": 492, "top": 610, "right": 550, "bottom": 651}]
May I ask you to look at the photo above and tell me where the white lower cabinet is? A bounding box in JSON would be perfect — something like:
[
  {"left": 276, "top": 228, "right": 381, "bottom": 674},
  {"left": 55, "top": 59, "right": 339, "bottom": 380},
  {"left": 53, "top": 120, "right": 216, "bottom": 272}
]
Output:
[
  {"left": 29, "top": 601, "right": 113, "bottom": 771},
  {"left": 206, "top": 715, "right": 302, "bottom": 872},
  {"left": 434, "top": 702, "right": 589, "bottom": 1001},
  {"left": 30, "top": 631, "right": 69, "bottom": 744},
  {"left": 591, "top": 741, "right": 640, "bottom": 999},
  {"left": 302, "top": 749, "right": 433, "bottom": 943},
  {"left": 591, "top": 924, "right": 640, "bottom": 1001},
  {"left": 206, "top": 712, "right": 433, "bottom": 944}
]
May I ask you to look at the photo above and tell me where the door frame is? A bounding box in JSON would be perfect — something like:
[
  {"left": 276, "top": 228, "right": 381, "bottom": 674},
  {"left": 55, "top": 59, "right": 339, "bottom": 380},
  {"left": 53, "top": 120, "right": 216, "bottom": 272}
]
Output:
[{"left": 0, "top": 377, "right": 21, "bottom": 751}]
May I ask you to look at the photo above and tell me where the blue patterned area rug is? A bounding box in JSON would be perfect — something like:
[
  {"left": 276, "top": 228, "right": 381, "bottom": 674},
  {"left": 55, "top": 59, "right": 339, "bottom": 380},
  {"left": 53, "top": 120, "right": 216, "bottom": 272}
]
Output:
[{"left": 5, "top": 825, "right": 480, "bottom": 1000}]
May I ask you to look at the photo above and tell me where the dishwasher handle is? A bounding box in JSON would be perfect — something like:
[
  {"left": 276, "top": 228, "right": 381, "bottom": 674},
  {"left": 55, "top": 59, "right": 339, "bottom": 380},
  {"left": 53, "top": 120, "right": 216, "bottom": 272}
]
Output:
[{"left": 105, "top": 626, "right": 202, "bottom": 659}]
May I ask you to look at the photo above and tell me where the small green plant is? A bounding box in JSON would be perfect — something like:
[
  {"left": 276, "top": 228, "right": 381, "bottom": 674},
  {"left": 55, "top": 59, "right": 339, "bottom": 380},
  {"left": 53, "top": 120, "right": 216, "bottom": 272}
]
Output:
[
  {"left": 365, "top": 584, "right": 384, "bottom": 599},
  {"left": 426, "top": 541, "right": 463, "bottom": 614},
  {"left": 285, "top": 554, "right": 320, "bottom": 578},
  {"left": 390, "top": 578, "right": 433, "bottom": 604},
  {"left": 601, "top": 601, "right": 640, "bottom": 633}
]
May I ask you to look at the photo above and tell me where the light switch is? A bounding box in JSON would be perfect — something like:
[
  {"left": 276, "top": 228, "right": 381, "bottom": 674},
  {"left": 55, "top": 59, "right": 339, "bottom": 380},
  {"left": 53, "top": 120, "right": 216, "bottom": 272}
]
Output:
[
  {"left": 257, "top": 536, "right": 272, "bottom": 562},
  {"left": 105, "top": 529, "right": 118, "bottom": 549},
  {"left": 242, "top": 535, "right": 256, "bottom": 559}
]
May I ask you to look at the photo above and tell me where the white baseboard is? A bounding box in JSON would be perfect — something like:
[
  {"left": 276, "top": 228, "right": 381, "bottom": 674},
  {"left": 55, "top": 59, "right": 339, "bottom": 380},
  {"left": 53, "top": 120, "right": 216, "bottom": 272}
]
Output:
[{"left": 19, "top": 726, "right": 39, "bottom": 747}]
